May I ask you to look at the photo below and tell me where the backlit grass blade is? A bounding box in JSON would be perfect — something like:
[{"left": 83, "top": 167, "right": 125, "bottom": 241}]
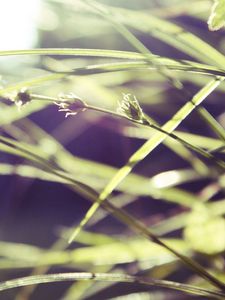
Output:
[
  {"left": 1, "top": 48, "right": 225, "bottom": 78},
  {"left": 208, "top": 0, "right": 225, "bottom": 31},
  {"left": 124, "top": 127, "right": 224, "bottom": 150},
  {"left": 67, "top": 60, "right": 225, "bottom": 77},
  {"left": 0, "top": 74, "right": 64, "bottom": 95},
  {"left": 0, "top": 48, "right": 149, "bottom": 59},
  {"left": 52, "top": 1, "right": 225, "bottom": 67},
  {"left": 197, "top": 106, "right": 225, "bottom": 141},
  {"left": 68, "top": 77, "right": 223, "bottom": 244},
  {"left": 83, "top": 0, "right": 182, "bottom": 88},
  {"left": 0, "top": 238, "right": 187, "bottom": 268},
  {"left": 100, "top": 5, "right": 225, "bottom": 67}
]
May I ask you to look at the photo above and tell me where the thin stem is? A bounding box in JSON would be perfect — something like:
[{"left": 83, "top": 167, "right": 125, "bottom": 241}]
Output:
[
  {"left": 0, "top": 272, "right": 224, "bottom": 299},
  {"left": 17, "top": 93, "right": 225, "bottom": 170},
  {"left": 79, "top": 103, "right": 225, "bottom": 170}
]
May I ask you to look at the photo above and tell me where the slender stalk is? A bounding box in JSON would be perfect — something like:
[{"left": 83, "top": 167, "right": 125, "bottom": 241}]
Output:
[{"left": 0, "top": 272, "right": 224, "bottom": 299}]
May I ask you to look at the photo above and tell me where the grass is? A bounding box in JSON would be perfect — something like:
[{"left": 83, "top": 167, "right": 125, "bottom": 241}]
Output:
[{"left": 0, "top": 0, "right": 225, "bottom": 299}]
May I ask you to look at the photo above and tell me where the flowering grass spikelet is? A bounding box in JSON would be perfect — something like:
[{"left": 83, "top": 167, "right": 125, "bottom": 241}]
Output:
[
  {"left": 117, "top": 93, "right": 145, "bottom": 123},
  {"left": 14, "top": 88, "right": 32, "bottom": 110},
  {"left": 55, "top": 93, "right": 87, "bottom": 117}
]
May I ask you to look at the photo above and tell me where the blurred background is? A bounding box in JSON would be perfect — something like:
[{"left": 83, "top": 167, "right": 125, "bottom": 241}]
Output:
[{"left": 0, "top": 0, "right": 225, "bottom": 299}]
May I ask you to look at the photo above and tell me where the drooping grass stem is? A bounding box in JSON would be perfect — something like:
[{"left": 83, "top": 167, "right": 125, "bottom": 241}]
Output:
[{"left": 20, "top": 92, "right": 225, "bottom": 171}]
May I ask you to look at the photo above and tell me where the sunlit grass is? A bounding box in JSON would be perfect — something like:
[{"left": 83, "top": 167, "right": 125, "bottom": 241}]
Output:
[{"left": 0, "top": 1, "right": 225, "bottom": 299}]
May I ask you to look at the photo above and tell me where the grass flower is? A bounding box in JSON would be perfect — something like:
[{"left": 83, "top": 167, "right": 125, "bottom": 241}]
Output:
[
  {"left": 55, "top": 93, "right": 87, "bottom": 117},
  {"left": 117, "top": 93, "right": 146, "bottom": 123}
]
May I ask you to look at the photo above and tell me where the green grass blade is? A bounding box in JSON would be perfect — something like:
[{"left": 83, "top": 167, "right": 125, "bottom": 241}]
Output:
[
  {"left": 54, "top": 1, "right": 225, "bottom": 67},
  {"left": 197, "top": 106, "right": 225, "bottom": 141},
  {"left": 0, "top": 48, "right": 148, "bottom": 59},
  {"left": 102, "top": 5, "right": 225, "bottom": 67},
  {"left": 67, "top": 59, "right": 225, "bottom": 77},
  {"left": 208, "top": 0, "right": 225, "bottom": 31},
  {"left": 124, "top": 127, "right": 224, "bottom": 150},
  {"left": 1, "top": 48, "right": 225, "bottom": 78},
  {"left": 0, "top": 74, "right": 64, "bottom": 95},
  {"left": 82, "top": 0, "right": 182, "bottom": 88}
]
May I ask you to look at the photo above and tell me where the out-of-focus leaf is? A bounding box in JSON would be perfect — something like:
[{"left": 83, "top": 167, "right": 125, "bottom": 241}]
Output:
[
  {"left": 208, "top": 0, "right": 225, "bottom": 31},
  {"left": 122, "top": 126, "right": 224, "bottom": 150},
  {"left": 70, "top": 238, "right": 189, "bottom": 266},
  {"left": 184, "top": 204, "right": 225, "bottom": 254},
  {"left": 81, "top": 2, "right": 225, "bottom": 67},
  {"left": 0, "top": 239, "right": 189, "bottom": 268}
]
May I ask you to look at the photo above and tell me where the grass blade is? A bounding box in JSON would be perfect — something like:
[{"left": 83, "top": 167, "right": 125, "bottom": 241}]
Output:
[{"left": 101, "top": 4, "right": 225, "bottom": 67}]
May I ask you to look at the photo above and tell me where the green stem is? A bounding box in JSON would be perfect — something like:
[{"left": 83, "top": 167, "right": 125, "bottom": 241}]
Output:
[
  {"left": 27, "top": 93, "right": 225, "bottom": 170},
  {"left": 0, "top": 272, "right": 224, "bottom": 298}
]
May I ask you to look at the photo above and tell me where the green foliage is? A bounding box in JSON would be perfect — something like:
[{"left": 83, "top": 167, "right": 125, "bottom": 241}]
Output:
[
  {"left": 208, "top": 0, "right": 225, "bottom": 31},
  {"left": 184, "top": 204, "right": 225, "bottom": 254},
  {"left": 0, "top": 0, "right": 225, "bottom": 299}
]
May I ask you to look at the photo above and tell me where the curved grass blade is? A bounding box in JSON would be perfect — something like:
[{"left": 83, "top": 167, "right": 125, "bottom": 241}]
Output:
[
  {"left": 208, "top": 0, "right": 225, "bottom": 31},
  {"left": 197, "top": 106, "right": 225, "bottom": 141},
  {"left": 67, "top": 60, "right": 225, "bottom": 77},
  {"left": 0, "top": 272, "right": 224, "bottom": 299},
  {"left": 1, "top": 48, "right": 225, "bottom": 78},
  {"left": 0, "top": 48, "right": 149, "bottom": 59},
  {"left": 49, "top": 1, "right": 225, "bottom": 67},
  {"left": 82, "top": 0, "right": 182, "bottom": 89},
  {"left": 0, "top": 74, "right": 64, "bottom": 95},
  {"left": 124, "top": 127, "right": 224, "bottom": 150},
  {"left": 103, "top": 5, "right": 225, "bottom": 67}
]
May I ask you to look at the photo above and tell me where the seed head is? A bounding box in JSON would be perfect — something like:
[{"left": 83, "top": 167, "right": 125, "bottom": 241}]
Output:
[
  {"left": 117, "top": 93, "right": 145, "bottom": 123},
  {"left": 15, "top": 88, "right": 32, "bottom": 109},
  {"left": 55, "top": 93, "right": 87, "bottom": 117}
]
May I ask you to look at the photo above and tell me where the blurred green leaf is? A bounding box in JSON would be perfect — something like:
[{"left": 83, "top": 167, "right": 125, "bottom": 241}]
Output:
[
  {"left": 0, "top": 238, "right": 188, "bottom": 268},
  {"left": 208, "top": 0, "right": 225, "bottom": 31},
  {"left": 82, "top": 2, "right": 225, "bottom": 67},
  {"left": 184, "top": 204, "right": 225, "bottom": 254}
]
